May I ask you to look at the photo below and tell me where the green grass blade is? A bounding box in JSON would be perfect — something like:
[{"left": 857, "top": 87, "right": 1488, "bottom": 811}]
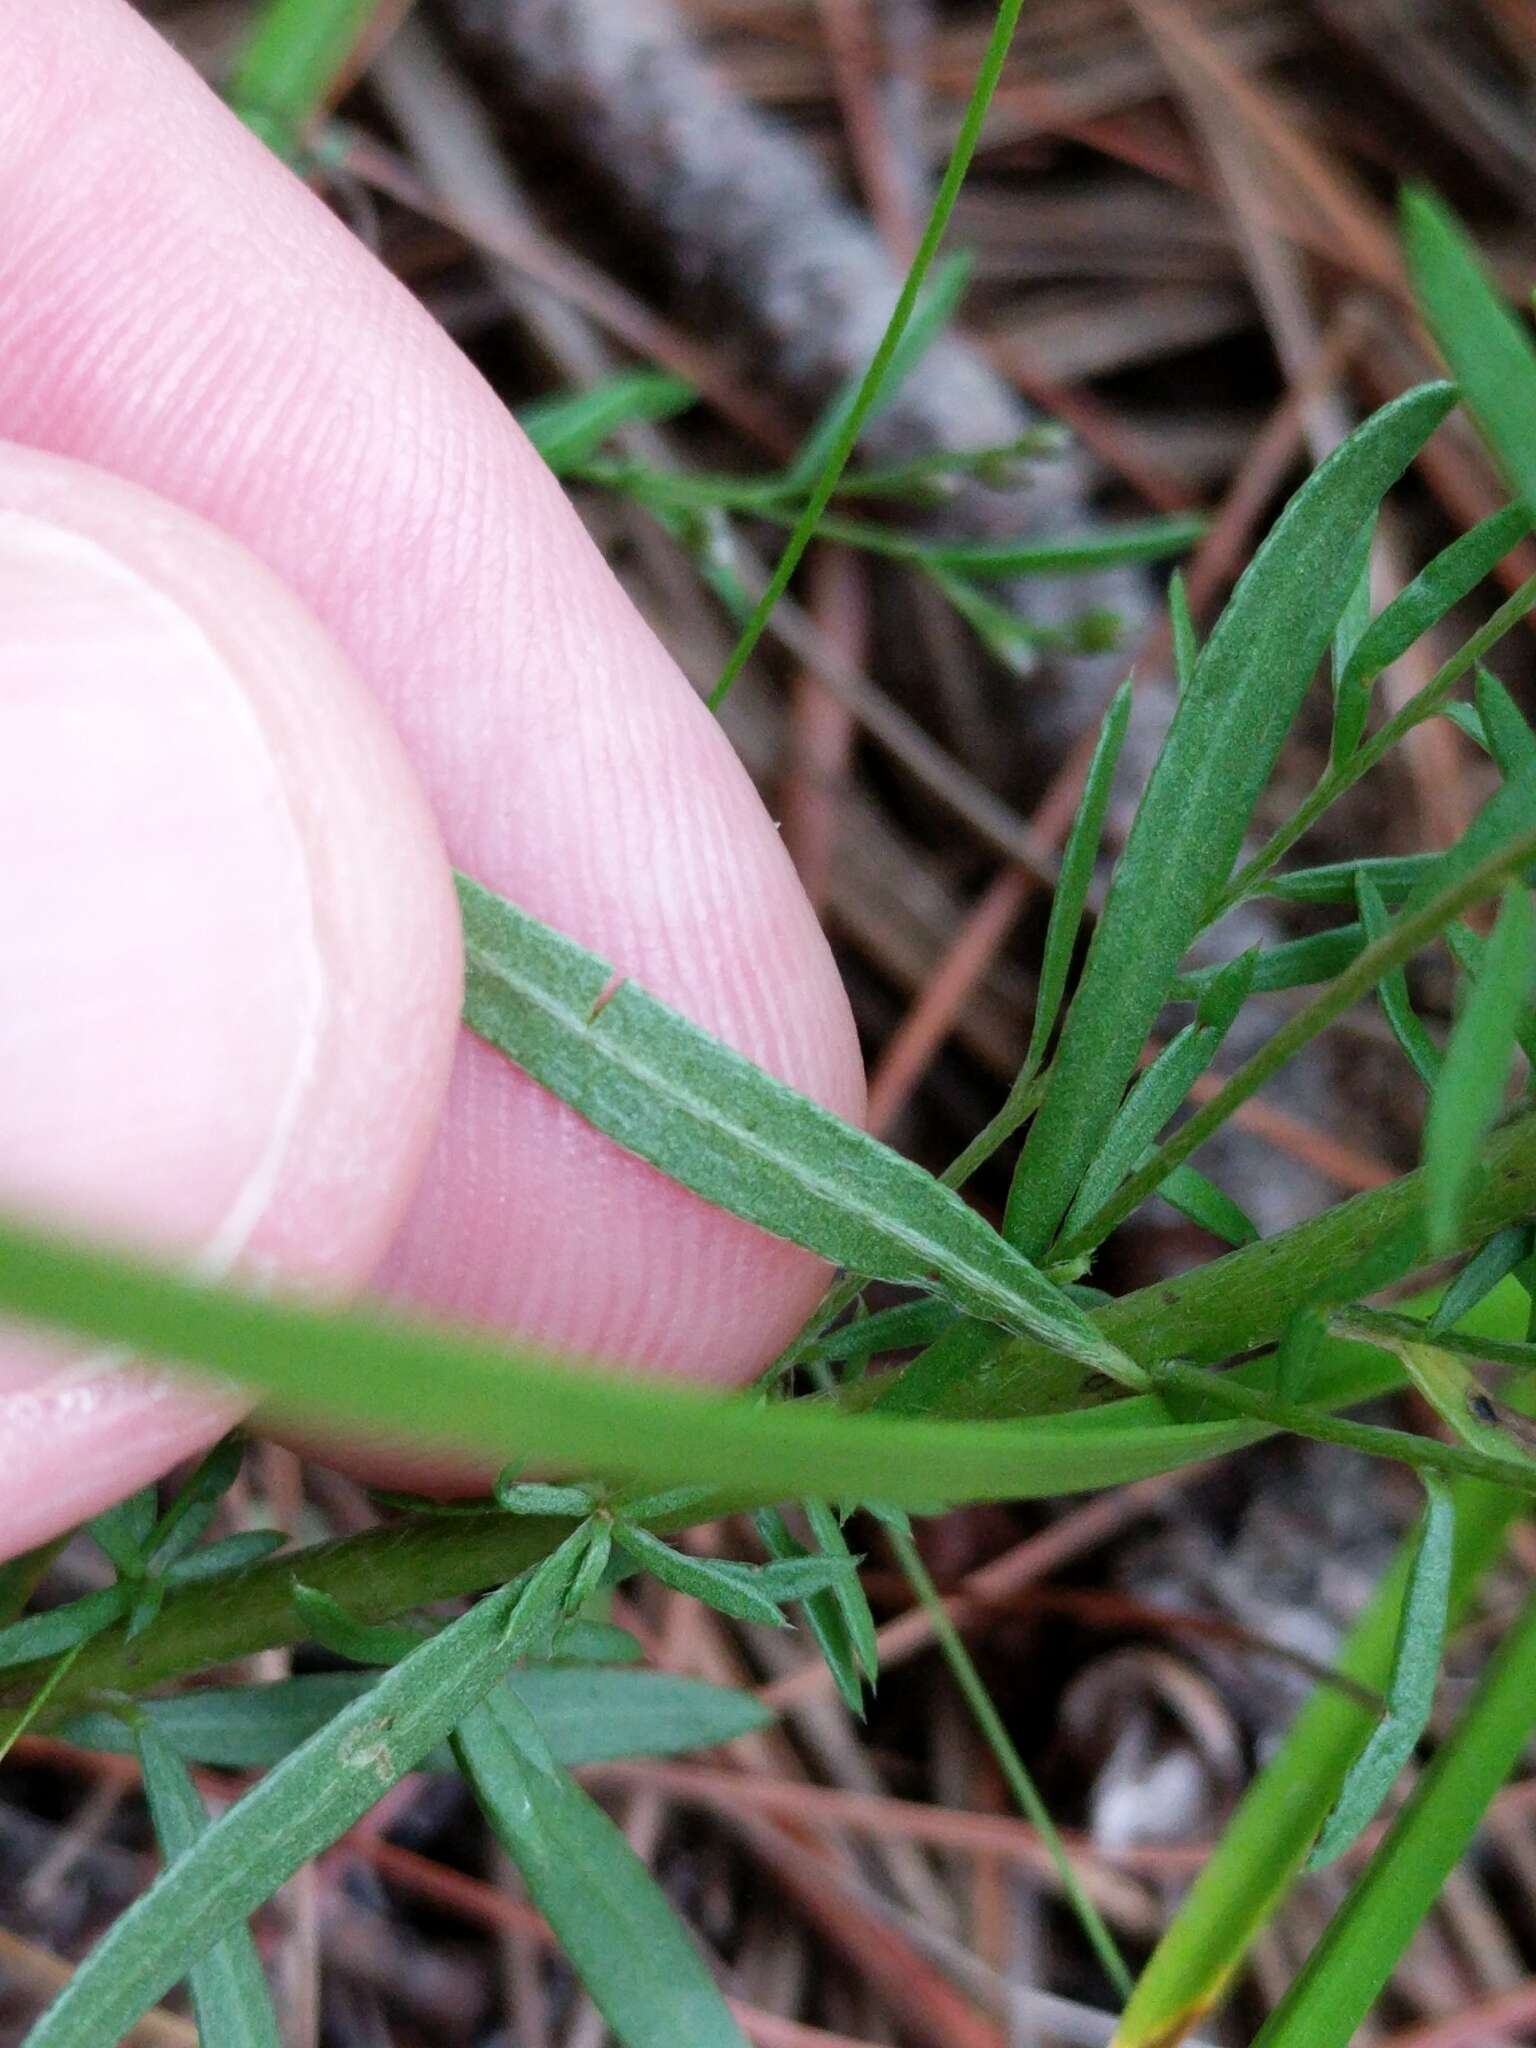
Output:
[
  {"left": 456, "top": 872, "right": 1141, "bottom": 1387},
  {"left": 709, "top": 0, "right": 1025, "bottom": 707},
  {"left": 1007, "top": 382, "right": 1457, "bottom": 1258},
  {"left": 135, "top": 1721, "right": 283, "bottom": 2048},
  {"left": 456, "top": 1690, "right": 750, "bottom": 2048},
  {"left": 518, "top": 372, "right": 696, "bottom": 475},
  {"left": 20, "top": 1531, "right": 589, "bottom": 2048},
  {"left": 1112, "top": 1310, "right": 1532, "bottom": 2048},
  {"left": 1403, "top": 187, "right": 1536, "bottom": 516},
  {"left": 1307, "top": 1476, "right": 1454, "bottom": 1869},
  {"left": 1252, "top": 1584, "right": 1536, "bottom": 2048},
  {"left": 1424, "top": 883, "right": 1534, "bottom": 1249}
]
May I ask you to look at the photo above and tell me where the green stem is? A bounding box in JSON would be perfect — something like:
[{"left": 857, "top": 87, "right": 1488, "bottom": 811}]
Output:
[
  {"left": 1150, "top": 1360, "right": 1536, "bottom": 1496},
  {"left": 1057, "top": 823, "right": 1536, "bottom": 1262},
  {"left": 707, "top": 0, "right": 1025, "bottom": 709},
  {"left": 889, "top": 1526, "right": 1134, "bottom": 1998}
]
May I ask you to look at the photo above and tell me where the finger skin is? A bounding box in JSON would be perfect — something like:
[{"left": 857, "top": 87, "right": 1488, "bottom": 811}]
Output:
[
  {"left": 0, "top": 1, "right": 865, "bottom": 1406},
  {"left": 0, "top": 447, "right": 462, "bottom": 1554}
]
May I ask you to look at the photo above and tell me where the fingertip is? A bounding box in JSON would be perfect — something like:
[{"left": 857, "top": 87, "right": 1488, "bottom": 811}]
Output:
[{"left": 0, "top": 445, "right": 461, "bottom": 1555}]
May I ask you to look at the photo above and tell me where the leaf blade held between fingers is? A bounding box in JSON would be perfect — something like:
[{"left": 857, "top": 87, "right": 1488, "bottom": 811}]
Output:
[
  {"left": 20, "top": 1529, "right": 590, "bottom": 2048},
  {"left": 135, "top": 1721, "right": 283, "bottom": 2048},
  {"left": 455, "top": 1690, "right": 750, "bottom": 2048},
  {"left": 455, "top": 872, "right": 1142, "bottom": 1388},
  {"left": 1006, "top": 381, "right": 1458, "bottom": 1259}
]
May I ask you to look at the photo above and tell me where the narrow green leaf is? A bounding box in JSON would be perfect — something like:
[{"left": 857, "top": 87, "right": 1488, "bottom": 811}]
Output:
[
  {"left": 1168, "top": 568, "right": 1197, "bottom": 693},
  {"left": 1258, "top": 854, "right": 1441, "bottom": 906},
  {"left": 1170, "top": 924, "right": 1368, "bottom": 1002},
  {"left": 0, "top": 1586, "right": 128, "bottom": 1673},
  {"left": 493, "top": 1477, "right": 598, "bottom": 1518},
  {"left": 135, "top": 1721, "right": 283, "bottom": 2048},
  {"left": 1446, "top": 916, "right": 1536, "bottom": 1069},
  {"left": 944, "top": 679, "right": 1134, "bottom": 1198},
  {"left": 1252, "top": 1585, "right": 1536, "bottom": 2048},
  {"left": 455, "top": 1689, "right": 750, "bottom": 2048},
  {"left": 1008, "top": 382, "right": 1458, "bottom": 1258},
  {"left": 549, "top": 1619, "right": 643, "bottom": 1663},
  {"left": 754, "top": 1553, "right": 863, "bottom": 1603},
  {"left": 1062, "top": 1020, "right": 1229, "bottom": 1247},
  {"left": 710, "top": 0, "right": 1023, "bottom": 706},
  {"left": 1357, "top": 872, "right": 1441, "bottom": 1088},
  {"left": 1029, "top": 679, "right": 1133, "bottom": 1081},
  {"left": 756, "top": 1508, "right": 865, "bottom": 1715},
  {"left": 1389, "top": 1338, "right": 1536, "bottom": 1467},
  {"left": 1428, "top": 1224, "right": 1534, "bottom": 1334},
  {"left": 65, "top": 1664, "right": 771, "bottom": 1774},
  {"left": 1342, "top": 503, "right": 1532, "bottom": 699},
  {"left": 1330, "top": 517, "right": 1376, "bottom": 765},
  {"left": 1308, "top": 1477, "right": 1454, "bottom": 1869},
  {"left": 1157, "top": 1165, "right": 1259, "bottom": 1247},
  {"left": 1111, "top": 1331, "right": 1534, "bottom": 2048},
  {"left": 0, "top": 1540, "right": 67, "bottom": 1631},
  {"left": 1473, "top": 665, "right": 1536, "bottom": 782},
  {"left": 163, "top": 1531, "right": 286, "bottom": 1585},
  {"left": 227, "top": 0, "right": 383, "bottom": 150},
  {"left": 780, "top": 250, "right": 974, "bottom": 493},
  {"left": 613, "top": 1523, "right": 787, "bottom": 1628},
  {"left": 803, "top": 1298, "right": 959, "bottom": 1370},
  {"left": 456, "top": 872, "right": 1140, "bottom": 1387},
  {"left": 145, "top": 1435, "right": 245, "bottom": 1575},
  {"left": 518, "top": 372, "right": 696, "bottom": 475},
  {"left": 89, "top": 1487, "right": 156, "bottom": 1578},
  {"left": 928, "top": 567, "right": 1120, "bottom": 674},
  {"left": 803, "top": 1499, "right": 879, "bottom": 1680},
  {"left": 817, "top": 511, "right": 1204, "bottom": 579},
  {"left": 1403, "top": 188, "right": 1536, "bottom": 518},
  {"left": 1424, "top": 883, "right": 1535, "bottom": 1248},
  {"left": 20, "top": 1529, "right": 590, "bottom": 2048},
  {"left": 291, "top": 1583, "right": 428, "bottom": 1666}
]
